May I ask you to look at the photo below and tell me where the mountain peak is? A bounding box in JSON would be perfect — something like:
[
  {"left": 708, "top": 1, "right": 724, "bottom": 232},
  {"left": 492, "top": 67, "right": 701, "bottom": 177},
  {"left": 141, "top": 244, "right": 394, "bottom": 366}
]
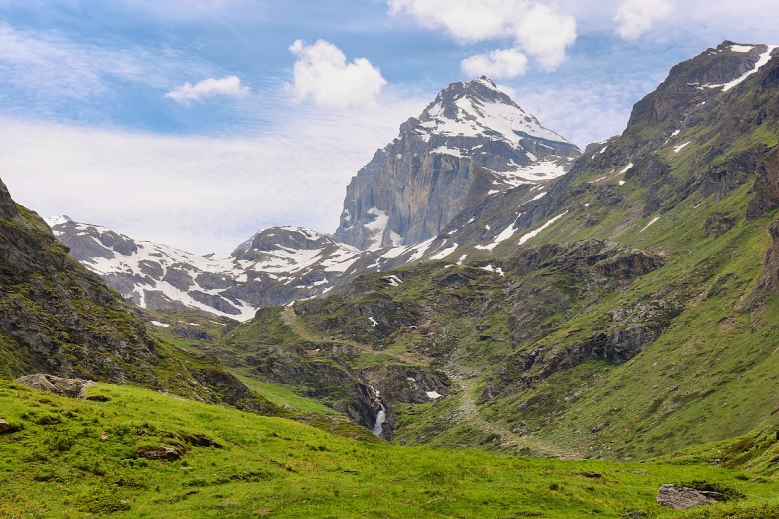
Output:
[
  {"left": 44, "top": 215, "right": 73, "bottom": 228},
  {"left": 414, "top": 77, "right": 570, "bottom": 145},
  {"left": 334, "top": 77, "right": 580, "bottom": 250}
]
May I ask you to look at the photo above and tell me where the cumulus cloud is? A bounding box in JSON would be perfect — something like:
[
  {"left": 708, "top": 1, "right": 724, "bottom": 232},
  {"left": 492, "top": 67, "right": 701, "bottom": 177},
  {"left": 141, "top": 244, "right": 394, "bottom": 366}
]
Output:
[
  {"left": 388, "top": 0, "right": 576, "bottom": 74},
  {"left": 461, "top": 48, "right": 528, "bottom": 79},
  {"left": 615, "top": 0, "right": 674, "bottom": 40},
  {"left": 515, "top": 3, "right": 577, "bottom": 70},
  {"left": 164, "top": 76, "right": 249, "bottom": 103},
  {"left": 288, "top": 39, "right": 387, "bottom": 108}
]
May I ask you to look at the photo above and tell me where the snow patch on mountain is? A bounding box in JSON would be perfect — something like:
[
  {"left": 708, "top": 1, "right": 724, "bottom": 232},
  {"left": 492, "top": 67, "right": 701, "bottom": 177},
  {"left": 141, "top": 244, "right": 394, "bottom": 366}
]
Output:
[
  {"left": 417, "top": 80, "right": 569, "bottom": 145},
  {"left": 45, "top": 215, "right": 73, "bottom": 228}
]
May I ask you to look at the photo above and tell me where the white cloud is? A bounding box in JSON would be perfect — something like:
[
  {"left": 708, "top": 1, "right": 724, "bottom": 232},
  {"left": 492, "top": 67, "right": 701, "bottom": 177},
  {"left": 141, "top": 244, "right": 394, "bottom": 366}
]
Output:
[
  {"left": 389, "top": 0, "right": 520, "bottom": 42},
  {"left": 388, "top": 0, "right": 576, "bottom": 71},
  {"left": 288, "top": 39, "right": 387, "bottom": 108},
  {"left": 461, "top": 48, "right": 528, "bottom": 79},
  {"left": 515, "top": 3, "right": 577, "bottom": 70},
  {"left": 615, "top": 0, "right": 674, "bottom": 40},
  {"left": 164, "top": 76, "right": 249, "bottom": 103},
  {"left": 509, "top": 74, "right": 661, "bottom": 147}
]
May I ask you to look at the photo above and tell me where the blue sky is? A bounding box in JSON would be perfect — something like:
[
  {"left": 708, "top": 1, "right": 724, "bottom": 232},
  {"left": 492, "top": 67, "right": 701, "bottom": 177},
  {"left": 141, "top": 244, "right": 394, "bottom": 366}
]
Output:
[{"left": 1, "top": 0, "right": 778, "bottom": 253}]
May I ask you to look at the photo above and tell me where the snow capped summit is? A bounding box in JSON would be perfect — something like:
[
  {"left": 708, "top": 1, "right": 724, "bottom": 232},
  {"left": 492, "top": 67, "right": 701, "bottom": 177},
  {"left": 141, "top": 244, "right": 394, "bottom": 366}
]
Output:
[
  {"left": 50, "top": 220, "right": 364, "bottom": 321},
  {"left": 334, "top": 77, "right": 580, "bottom": 250},
  {"left": 416, "top": 76, "right": 570, "bottom": 146},
  {"left": 44, "top": 215, "right": 73, "bottom": 228}
]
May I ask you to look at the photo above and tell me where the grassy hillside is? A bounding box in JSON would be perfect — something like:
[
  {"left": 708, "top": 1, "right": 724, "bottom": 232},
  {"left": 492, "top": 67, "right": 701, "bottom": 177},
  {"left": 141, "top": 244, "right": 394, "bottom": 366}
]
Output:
[{"left": 3, "top": 380, "right": 779, "bottom": 518}]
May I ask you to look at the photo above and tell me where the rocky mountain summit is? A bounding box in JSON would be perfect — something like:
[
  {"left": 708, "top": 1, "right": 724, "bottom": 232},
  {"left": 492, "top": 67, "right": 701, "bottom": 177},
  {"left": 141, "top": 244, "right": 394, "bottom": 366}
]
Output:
[
  {"left": 333, "top": 77, "right": 581, "bottom": 250},
  {"left": 48, "top": 221, "right": 366, "bottom": 319}
]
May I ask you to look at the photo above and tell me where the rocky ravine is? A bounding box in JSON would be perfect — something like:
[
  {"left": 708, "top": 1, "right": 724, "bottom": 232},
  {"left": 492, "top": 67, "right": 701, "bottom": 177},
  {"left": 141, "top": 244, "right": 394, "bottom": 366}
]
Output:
[{"left": 334, "top": 77, "right": 581, "bottom": 251}]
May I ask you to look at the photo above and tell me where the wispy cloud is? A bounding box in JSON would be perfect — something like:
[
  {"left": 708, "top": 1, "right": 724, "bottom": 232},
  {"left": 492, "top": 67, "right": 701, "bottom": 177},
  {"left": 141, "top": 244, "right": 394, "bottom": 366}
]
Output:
[
  {"left": 164, "top": 76, "right": 249, "bottom": 104},
  {"left": 0, "top": 22, "right": 216, "bottom": 115},
  {"left": 288, "top": 39, "right": 387, "bottom": 108},
  {"left": 0, "top": 87, "right": 429, "bottom": 254}
]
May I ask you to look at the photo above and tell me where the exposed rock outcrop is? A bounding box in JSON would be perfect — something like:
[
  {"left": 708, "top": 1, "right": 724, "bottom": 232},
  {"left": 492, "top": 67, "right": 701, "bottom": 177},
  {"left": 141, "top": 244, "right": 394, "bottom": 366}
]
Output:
[
  {"left": 656, "top": 484, "right": 725, "bottom": 510},
  {"left": 15, "top": 374, "right": 94, "bottom": 398}
]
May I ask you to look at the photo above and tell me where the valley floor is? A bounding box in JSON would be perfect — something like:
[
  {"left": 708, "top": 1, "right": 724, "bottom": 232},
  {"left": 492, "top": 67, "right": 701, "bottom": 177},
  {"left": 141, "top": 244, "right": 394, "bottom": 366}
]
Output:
[{"left": 2, "top": 381, "right": 779, "bottom": 518}]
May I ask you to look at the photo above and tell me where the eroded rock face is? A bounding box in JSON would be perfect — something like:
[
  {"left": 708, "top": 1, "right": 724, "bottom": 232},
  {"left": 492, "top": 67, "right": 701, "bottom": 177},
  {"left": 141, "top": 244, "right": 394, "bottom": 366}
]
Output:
[
  {"left": 704, "top": 212, "right": 736, "bottom": 237},
  {"left": 629, "top": 42, "right": 771, "bottom": 128},
  {"left": 656, "top": 484, "right": 725, "bottom": 510},
  {"left": 15, "top": 374, "right": 94, "bottom": 398},
  {"left": 334, "top": 77, "right": 580, "bottom": 250},
  {"left": 137, "top": 445, "right": 186, "bottom": 461},
  {"left": 0, "top": 182, "right": 163, "bottom": 383}
]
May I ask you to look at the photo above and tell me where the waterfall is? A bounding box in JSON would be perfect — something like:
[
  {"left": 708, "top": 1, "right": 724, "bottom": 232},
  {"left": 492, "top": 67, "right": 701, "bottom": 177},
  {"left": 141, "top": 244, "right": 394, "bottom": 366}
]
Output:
[
  {"left": 372, "top": 403, "right": 387, "bottom": 436},
  {"left": 371, "top": 386, "right": 387, "bottom": 436}
]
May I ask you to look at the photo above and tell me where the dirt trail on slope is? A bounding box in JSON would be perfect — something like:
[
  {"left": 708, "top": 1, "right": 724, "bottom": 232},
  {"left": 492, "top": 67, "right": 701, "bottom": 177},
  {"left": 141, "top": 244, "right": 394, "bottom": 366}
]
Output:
[{"left": 454, "top": 378, "right": 578, "bottom": 459}]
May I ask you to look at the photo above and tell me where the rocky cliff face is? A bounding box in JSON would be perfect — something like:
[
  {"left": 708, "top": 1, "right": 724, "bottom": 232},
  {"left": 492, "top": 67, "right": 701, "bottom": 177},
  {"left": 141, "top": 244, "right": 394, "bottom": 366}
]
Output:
[{"left": 334, "top": 77, "right": 580, "bottom": 250}]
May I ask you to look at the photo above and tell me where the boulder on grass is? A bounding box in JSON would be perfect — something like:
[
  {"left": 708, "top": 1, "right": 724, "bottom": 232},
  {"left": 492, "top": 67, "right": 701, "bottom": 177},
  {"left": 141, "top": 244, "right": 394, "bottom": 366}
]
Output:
[
  {"left": 656, "top": 484, "right": 725, "bottom": 510},
  {"left": 0, "top": 419, "right": 19, "bottom": 434},
  {"left": 15, "top": 374, "right": 94, "bottom": 398}
]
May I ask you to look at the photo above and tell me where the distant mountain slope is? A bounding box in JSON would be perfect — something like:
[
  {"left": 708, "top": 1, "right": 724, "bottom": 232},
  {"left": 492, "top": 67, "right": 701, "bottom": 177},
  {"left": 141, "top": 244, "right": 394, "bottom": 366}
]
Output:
[
  {"left": 206, "top": 41, "right": 779, "bottom": 459},
  {"left": 334, "top": 77, "right": 580, "bottom": 250},
  {"left": 47, "top": 173, "right": 556, "bottom": 320}
]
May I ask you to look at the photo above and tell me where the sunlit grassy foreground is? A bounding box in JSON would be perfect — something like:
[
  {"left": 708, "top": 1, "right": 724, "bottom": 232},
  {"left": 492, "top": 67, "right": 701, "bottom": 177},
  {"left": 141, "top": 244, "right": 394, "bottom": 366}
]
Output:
[{"left": 1, "top": 380, "right": 777, "bottom": 518}]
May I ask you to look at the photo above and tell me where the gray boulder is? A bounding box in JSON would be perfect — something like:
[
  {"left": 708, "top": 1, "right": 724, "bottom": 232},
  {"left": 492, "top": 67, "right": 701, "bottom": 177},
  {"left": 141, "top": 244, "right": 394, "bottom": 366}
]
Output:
[
  {"left": 656, "top": 484, "right": 725, "bottom": 510},
  {"left": 15, "top": 374, "right": 94, "bottom": 399}
]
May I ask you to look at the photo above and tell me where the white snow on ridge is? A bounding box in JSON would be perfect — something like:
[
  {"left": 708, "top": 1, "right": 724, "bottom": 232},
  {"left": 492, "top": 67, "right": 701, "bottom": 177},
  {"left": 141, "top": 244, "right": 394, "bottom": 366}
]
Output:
[
  {"left": 419, "top": 88, "right": 569, "bottom": 146},
  {"left": 703, "top": 45, "right": 779, "bottom": 91},
  {"left": 730, "top": 44, "right": 755, "bottom": 53},
  {"left": 58, "top": 220, "right": 368, "bottom": 321},
  {"left": 430, "top": 146, "right": 464, "bottom": 158},
  {"left": 44, "top": 215, "right": 73, "bottom": 228},
  {"left": 517, "top": 211, "right": 568, "bottom": 245},
  {"left": 640, "top": 216, "right": 660, "bottom": 232},
  {"left": 620, "top": 163, "right": 634, "bottom": 174},
  {"left": 479, "top": 264, "right": 504, "bottom": 276},
  {"left": 673, "top": 142, "right": 691, "bottom": 153},
  {"left": 430, "top": 242, "right": 458, "bottom": 260}
]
